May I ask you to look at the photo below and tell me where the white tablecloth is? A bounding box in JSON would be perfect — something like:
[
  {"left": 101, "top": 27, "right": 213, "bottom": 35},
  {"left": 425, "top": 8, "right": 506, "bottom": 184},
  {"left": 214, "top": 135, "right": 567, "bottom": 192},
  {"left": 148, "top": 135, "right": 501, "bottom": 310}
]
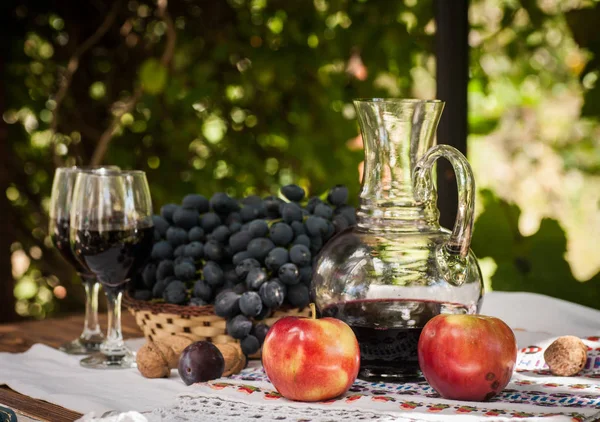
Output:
[{"left": 0, "top": 292, "right": 599, "bottom": 421}]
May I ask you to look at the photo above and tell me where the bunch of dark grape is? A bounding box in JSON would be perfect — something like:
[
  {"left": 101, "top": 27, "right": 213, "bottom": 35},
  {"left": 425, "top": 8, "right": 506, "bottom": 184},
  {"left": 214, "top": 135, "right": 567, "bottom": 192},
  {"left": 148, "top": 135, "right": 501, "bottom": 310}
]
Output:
[{"left": 131, "top": 184, "right": 356, "bottom": 356}]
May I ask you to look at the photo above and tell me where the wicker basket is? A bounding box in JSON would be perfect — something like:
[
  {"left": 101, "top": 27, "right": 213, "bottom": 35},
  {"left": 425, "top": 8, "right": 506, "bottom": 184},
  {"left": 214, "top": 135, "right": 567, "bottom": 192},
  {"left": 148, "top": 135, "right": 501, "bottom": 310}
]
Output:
[{"left": 124, "top": 294, "right": 311, "bottom": 356}]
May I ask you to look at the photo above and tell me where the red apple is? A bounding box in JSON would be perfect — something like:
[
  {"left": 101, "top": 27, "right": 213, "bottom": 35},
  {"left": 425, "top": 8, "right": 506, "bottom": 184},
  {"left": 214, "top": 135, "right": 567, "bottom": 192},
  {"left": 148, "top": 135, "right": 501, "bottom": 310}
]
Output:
[
  {"left": 262, "top": 314, "right": 360, "bottom": 402},
  {"left": 418, "top": 314, "right": 517, "bottom": 401}
]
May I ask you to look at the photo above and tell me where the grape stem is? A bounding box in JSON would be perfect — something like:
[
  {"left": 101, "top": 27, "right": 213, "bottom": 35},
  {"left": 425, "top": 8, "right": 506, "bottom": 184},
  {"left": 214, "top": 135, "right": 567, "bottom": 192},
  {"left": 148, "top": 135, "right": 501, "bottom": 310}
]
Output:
[{"left": 309, "top": 303, "right": 316, "bottom": 319}]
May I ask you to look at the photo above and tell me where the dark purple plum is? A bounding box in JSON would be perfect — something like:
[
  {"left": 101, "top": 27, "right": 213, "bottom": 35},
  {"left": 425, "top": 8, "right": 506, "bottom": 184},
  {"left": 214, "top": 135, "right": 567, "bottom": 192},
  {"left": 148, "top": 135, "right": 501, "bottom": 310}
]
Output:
[{"left": 178, "top": 341, "right": 225, "bottom": 385}]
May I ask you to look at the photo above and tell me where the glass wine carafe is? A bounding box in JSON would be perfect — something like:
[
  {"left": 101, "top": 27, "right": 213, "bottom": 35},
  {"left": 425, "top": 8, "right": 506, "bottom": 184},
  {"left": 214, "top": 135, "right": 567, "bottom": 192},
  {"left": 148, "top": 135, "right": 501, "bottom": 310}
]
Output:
[{"left": 312, "top": 99, "right": 484, "bottom": 381}]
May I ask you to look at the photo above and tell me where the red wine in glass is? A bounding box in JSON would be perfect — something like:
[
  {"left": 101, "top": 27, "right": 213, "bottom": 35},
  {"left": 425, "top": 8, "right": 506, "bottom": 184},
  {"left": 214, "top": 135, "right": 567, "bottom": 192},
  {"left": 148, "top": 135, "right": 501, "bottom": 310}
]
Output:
[
  {"left": 50, "top": 218, "right": 89, "bottom": 276},
  {"left": 322, "top": 299, "right": 470, "bottom": 381},
  {"left": 72, "top": 227, "right": 154, "bottom": 290}
]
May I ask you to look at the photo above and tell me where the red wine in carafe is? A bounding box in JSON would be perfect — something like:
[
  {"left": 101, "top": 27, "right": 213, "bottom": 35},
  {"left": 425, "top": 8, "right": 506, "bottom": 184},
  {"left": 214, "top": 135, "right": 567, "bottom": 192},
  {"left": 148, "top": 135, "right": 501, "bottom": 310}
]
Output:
[{"left": 321, "top": 299, "right": 469, "bottom": 380}]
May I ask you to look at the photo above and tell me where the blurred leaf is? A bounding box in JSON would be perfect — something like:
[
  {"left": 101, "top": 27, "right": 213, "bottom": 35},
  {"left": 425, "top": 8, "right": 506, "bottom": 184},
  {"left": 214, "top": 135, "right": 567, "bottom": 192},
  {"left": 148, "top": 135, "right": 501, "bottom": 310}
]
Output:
[
  {"left": 473, "top": 190, "right": 600, "bottom": 309},
  {"left": 139, "top": 59, "right": 167, "bottom": 95}
]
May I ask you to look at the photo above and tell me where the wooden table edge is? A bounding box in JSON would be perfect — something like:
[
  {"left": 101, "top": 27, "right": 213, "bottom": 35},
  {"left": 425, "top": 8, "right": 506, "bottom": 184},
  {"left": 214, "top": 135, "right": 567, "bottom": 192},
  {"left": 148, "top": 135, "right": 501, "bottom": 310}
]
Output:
[
  {"left": 0, "top": 312, "right": 143, "bottom": 421},
  {"left": 0, "top": 386, "right": 83, "bottom": 422}
]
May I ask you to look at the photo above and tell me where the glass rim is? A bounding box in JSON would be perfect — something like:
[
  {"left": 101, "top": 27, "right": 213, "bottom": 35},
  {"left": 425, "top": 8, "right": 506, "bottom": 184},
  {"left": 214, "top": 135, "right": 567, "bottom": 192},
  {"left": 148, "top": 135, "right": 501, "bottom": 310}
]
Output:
[
  {"left": 55, "top": 165, "right": 120, "bottom": 174},
  {"left": 353, "top": 98, "right": 444, "bottom": 104},
  {"left": 76, "top": 169, "right": 146, "bottom": 177}
]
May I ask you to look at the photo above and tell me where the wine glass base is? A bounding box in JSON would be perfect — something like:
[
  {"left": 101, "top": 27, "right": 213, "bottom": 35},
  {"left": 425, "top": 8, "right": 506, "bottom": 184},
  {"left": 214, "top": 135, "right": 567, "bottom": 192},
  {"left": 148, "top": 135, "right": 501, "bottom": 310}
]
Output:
[
  {"left": 59, "top": 338, "right": 102, "bottom": 355},
  {"left": 80, "top": 351, "right": 137, "bottom": 369}
]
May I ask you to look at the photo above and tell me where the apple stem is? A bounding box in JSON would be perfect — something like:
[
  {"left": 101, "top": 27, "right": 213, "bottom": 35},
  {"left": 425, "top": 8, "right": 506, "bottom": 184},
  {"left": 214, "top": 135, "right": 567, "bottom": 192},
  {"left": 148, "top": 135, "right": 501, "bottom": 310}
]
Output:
[{"left": 309, "top": 303, "right": 316, "bottom": 319}]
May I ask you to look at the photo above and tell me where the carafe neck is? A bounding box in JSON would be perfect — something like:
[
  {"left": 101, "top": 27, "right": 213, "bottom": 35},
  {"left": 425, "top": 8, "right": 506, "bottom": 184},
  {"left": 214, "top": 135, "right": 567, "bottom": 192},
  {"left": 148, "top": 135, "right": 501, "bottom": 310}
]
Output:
[{"left": 354, "top": 99, "right": 444, "bottom": 232}]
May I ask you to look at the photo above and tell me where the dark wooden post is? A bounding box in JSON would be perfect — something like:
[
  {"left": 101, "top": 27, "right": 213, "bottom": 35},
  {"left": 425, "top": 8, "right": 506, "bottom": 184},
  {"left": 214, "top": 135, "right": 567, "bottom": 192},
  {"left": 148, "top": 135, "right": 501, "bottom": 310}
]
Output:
[{"left": 434, "top": 0, "right": 469, "bottom": 230}]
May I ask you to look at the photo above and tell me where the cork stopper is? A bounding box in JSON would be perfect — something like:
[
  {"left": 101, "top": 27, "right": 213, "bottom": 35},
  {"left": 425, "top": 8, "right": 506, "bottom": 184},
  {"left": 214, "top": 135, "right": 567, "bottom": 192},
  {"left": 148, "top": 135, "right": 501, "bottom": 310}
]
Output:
[{"left": 544, "top": 336, "right": 587, "bottom": 377}]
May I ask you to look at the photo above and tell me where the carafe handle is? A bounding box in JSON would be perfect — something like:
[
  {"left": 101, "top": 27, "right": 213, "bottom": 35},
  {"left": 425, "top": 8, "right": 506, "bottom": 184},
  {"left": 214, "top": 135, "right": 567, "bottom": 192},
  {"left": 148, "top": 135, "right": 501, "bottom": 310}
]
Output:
[{"left": 413, "top": 145, "right": 475, "bottom": 286}]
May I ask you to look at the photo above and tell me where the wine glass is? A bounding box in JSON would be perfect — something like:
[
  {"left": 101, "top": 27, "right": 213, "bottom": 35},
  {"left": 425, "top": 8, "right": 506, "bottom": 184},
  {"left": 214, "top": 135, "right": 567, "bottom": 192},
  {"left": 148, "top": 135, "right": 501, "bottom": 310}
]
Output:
[
  {"left": 49, "top": 166, "right": 119, "bottom": 355},
  {"left": 70, "top": 170, "right": 154, "bottom": 369}
]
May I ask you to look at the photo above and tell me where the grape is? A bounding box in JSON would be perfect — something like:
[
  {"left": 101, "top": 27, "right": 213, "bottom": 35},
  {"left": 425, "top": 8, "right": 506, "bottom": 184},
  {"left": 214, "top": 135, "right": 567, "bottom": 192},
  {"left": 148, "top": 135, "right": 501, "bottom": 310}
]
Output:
[
  {"left": 309, "top": 236, "right": 323, "bottom": 255},
  {"left": 210, "top": 192, "right": 236, "bottom": 214},
  {"left": 184, "top": 241, "right": 204, "bottom": 260},
  {"left": 203, "top": 261, "right": 224, "bottom": 286},
  {"left": 142, "top": 263, "right": 157, "bottom": 288},
  {"left": 182, "top": 194, "right": 210, "bottom": 213},
  {"left": 240, "top": 205, "right": 264, "bottom": 222},
  {"left": 214, "top": 291, "right": 240, "bottom": 318},
  {"left": 189, "top": 298, "right": 208, "bottom": 307},
  {"left": 239, "top": 291, "right": 263, "bottom": 317},
  {"left": 278, "top": 263, "right": 300, "bottom": 285},
  {"left": 248, "top": 219, "right": 268, "bottom": 238},
  {"left": 271, "top": 277, "right": 287, "bottom": 295},
  {"left": 152, "top": 215, "right": 170, "bottom": 237},
  {"left": 259, "top": 280, "right": 285, "bottom": 309},
  {"left": 173, "top": 208, "right": 200, "bottom": 230},
  {"left": 224, "top": 268, "right": 239, "bottom": 285},
  {"left": 291, "top": 221, "right": 305, "bottom": 236},
  {"left": 281, "top": 184, "right": 305, "bottom": 202},
  {"left": 299, "top": 266, "right": 312, "bottom": 285},
  {"left": 239, "top": 195, "right": 259, "bottom": 206},
  {"left": 160, "top": 203, "right": 179, "bottom": 223},
  {"left": 166, "top": 227, "right": 188, "bottom": 247},
  {"left": 203, "top": 239, "right": 224, "bottom": 261},
  {"left": 314, "top": 203, "right": 333, "bottom": 220},
  {"left": 324, "top": 220, "right": 335, "bottom": 240},
  {"left": 264, "top": 247, "right": 289, "bottom": 271},
  {"left": 163, "top": 280, "right": 188, "bottom": 304},
  {"left": 173, "top": 244, "right": 186, "bottom": 258},
  {"left": 179, "top": 342, "right": 224, "bottom": 385},
  {"left": 254, "top": 303, "right": 270, "bottom": 320},
  {"left": 333, "top": 215, "right": 349, "bottom": 232},
  {"left": 247, "top": 237, "right": 275, "bottom": 261},
  {"left": 175, "top": 256, "right": 194, "bottom": 266},
  {"left": 229, "top": 231, "right": 253, "bottom": 254},
  {"left": 153, "top": 229, "right": 161, "bottom": 242},
  {"left": 201, "top": 212, "right": 221, "bottom": 233},
  {"left": 289, "top": 244, "right": 311, "bottom": 267},
  {"left": 241, "top": 335, "right": 260, "bottom": 355},
  {"left": 152, "top": 277, "right": 170, "bottom": 298},
  {"left": 269, "top": 223, "right": 293, "bottom": 246},
  {"left": 151, "top": 241, "right": 173, "bottom": 260},
  {"left": 229, "top": 222, "right": 242, "bottom": 233},
  {"left": 335, "top": 205, "right": 357, "bottom": 225},
  {"left": 193, "top": 280, "right": 212, "bottom": 301},
  {"left": 287, "top": 283, "right": 310, "bottom": 308},
  {"left": 246, "top": 268, "right": 268, "bottom": 290},
  {"left": 188, "top": 226, "right": 205, "bottom": 242},
  {"left": 253, "top": 323, "right": 270, "bottom": 345},
  {"left": 305, "top": 216, "right": 328, "bottom": 237},
  {"left": 264, "top": 196, "right": 283, "bottom": 218},
  {"left": 134, "top": 290, "right": 152, "bottom": 301},
  {"left": 212, "top": 225, "right": 231, "bottom": 243},
  {"left": 226, "top": 315, "right": 253, "bottom": 339},
  {"left": 232, "top": 282, "right": 247, "bottom": 295},
  {"left": 327, "top": 185, "right": 349, "bottom": 206},
  {"left": 235, "top": 258, "right": 261, "bottom": 279},
  {"left": 306, "top": 197, "right": 323, "bottom": 213},
  {"left": 156, "top": 260, "right": 174, "bottom": 280},
  {"left": 174, "top": 261, "right": 196, "bottom": 281},
  {"left": 281, "top": 202, "right": 303, "bottom": 223},
  {"left": 293, "top": 234, "right": 311, "bottom": 248},
  {"left": 232, "top": 250, "right": 252, "bottom": 266},
  {"left": 226, "top": 212, "right": 242, "bottom": 225}
]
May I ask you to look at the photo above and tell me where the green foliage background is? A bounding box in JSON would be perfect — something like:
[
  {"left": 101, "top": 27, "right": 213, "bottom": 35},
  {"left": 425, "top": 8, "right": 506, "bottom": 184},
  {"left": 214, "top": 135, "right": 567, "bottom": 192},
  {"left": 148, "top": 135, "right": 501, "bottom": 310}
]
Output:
[{"left": 3, "top": 0, "right": 600, "bottom": 319}]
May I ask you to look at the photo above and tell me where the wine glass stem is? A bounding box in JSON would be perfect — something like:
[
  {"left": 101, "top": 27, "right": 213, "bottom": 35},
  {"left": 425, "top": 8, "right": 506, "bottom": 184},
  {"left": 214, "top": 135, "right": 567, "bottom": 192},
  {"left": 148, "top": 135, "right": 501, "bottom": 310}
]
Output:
[
  {"left": 101, "top": 288, "right": 126, "bottom": 356},
  {"left": 80, "top": 276, "right": 102, "bottom": 342}
]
